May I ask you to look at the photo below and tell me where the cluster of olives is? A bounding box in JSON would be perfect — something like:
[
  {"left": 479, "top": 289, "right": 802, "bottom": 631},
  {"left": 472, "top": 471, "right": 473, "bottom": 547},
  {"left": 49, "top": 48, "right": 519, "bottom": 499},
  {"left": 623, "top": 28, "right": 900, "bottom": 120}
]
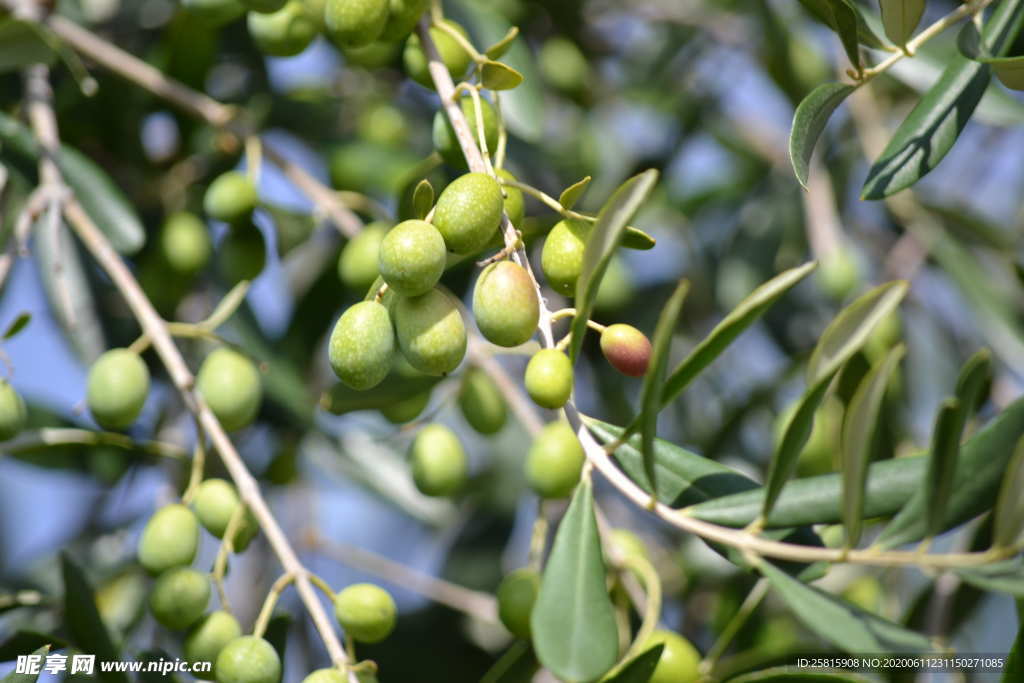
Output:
[{"left": 204, "top": 171, "right": 267, "bottom": 285}]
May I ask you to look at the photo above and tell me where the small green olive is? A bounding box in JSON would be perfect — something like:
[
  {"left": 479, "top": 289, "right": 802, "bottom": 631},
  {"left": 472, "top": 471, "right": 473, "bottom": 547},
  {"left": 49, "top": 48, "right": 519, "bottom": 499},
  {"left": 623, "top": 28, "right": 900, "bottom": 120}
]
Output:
[
  {"left": 457, "top": 367, "right": 507, "bottom": 435},
  {"left": 247, "top": 1, "right": 319, "bottom": 57},
  {"left": 432, "top": 173, "right": 504, "bottom": 255},
  {"left": 524, "top": 349, "right": 573, "bottom": 410},
  {"left": 218, "top": 226, "right": 267, "bottom": 284},
  {"left": 328, "top": 301, "right": 395, "bottom": 390},
  {"left": 600, "top": 324, "right": 652, "bottom": 377},
  {"left": 149, "top": 567, "right": 210, "bottom": 630},
  {"left": 215, "top": 636, "right": 282, "bottom": 683},
  {"left": 161, "top": 212, "right": 211, "bottom": 275},
  {"left": 525, "top": 421, "right": 584, "bottom": 499},
  {"left": 817, "top": 246, "right": 860, "bottom": 301},
  {"left": 300, "top": 670, "right": 344, "bottom": 683},
  {"left": 192, "top": 478, "right": 259, "bottom": 551},
  {"left": 0, "top": 380, "right": 27, "bottom": 441},
  {"left": 87, "top": 349, "right": 150, "bottom": 430},
  {"left": 409, "top": 423, "right": 467, "bottom": 497},
  {"left": 333, "top": 583, "right": 397, "bottom": 644},
  {"left": 138, "top": 503, "right": 200, "bottom": 575},
  {"left": 402, "top": 20, "right": 471, "bottom": 89},
  {"left": 197, "top": 348, "right": 262, "bottom": 431},
  {"left": 643, "top": 629, "right": 701, "bottom": 683},
  {"left": 380, "top": 390, "right": 431, "bottom": 424},
  {"left": 338, "top": 222, "right": 387, "bottom": 293},
  {"left": 379, "top": 0, "right": 428, "bottom": 41},
  {"left": 204, "top": 171, "right": 257, "bottom": 225},
  {"left": 473, "top": 261, "right": 539, "bottom": 347},
  {"left": 432, "top": 97, "right": 499, "bottom": 168},
  {"left": 184, "top": 610, "right": 242, "bottom": 666},
  {"left": 538, "top": 37, "right": 590, "bottom": 94},
  {"left": 608, "top": 529, "right": 648, "bottom": 565},
  {"left": 394, "top": 288, "right": 467, "bottom": 376},
  {"left": 240, "top": 0, "right": 287, "bottom": 13},
  {"left": 497, "top": 568, "right": 539, "bottom": 639},
  {"left": 541, "top": 218, "right": 591, "bottom": 297},
  {"left": 357, "top": 103, "right": 408, "bottom": 147},
  {"left": 324, "top": 0, "right": 388, "bottom": 47},
  {"left": 378, "top": 220, "right": 447, "bottom": 297},
  {"left": 495, "top": 169, "right": 524, "bottom": 228}
]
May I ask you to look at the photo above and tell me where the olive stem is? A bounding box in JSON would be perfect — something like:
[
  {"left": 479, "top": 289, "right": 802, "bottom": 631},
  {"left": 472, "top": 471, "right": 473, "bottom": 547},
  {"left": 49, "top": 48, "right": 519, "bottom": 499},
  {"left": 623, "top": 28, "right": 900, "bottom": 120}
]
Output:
[
  {"left": 499, "top": 177, "right": 593, "bottom": 223},
  {"left": 253, "top": 572, "right": 296, "bottom": 638},
  {"left": 431, "top": 15, "right": 486, "bottom": 64},
  {"left": 699, "top": 578, "right": 768, "bottom": 677},
  {"left": 308, "top": 572, "right": 337, "bottom": 601},
  {"left": 548, "top": 308, "right": 577, "bottom": 323},
  {"left": 603, "top": 554, "right": 662, "bottom": 679},
  {"left": 373, "top": 282, "right": 389, "bottom": 303},
  {"left": 245, "top": 135, "right": 263, "bottom": 187},
  {"left": 180, "top": 435, "right": 206, "bottom": 504},
  {"left": 527, "top": 500, "right": 549, "bottom": 570},
  {"left": 211, "top": 503, "right": 247, "bottom": 615},
  {"left": 492, "top": 92, "right": 508, "bottom": 170}
]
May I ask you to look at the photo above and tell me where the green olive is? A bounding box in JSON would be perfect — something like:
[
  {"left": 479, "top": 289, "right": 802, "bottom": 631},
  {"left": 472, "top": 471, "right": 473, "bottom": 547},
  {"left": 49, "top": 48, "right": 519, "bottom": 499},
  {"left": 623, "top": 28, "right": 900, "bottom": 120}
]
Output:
[
  {"left": 338, "top": 222, "right": 387, "bottom": 293},
  {"left": 192, "top": 478, "right": 260, "bottom": 551},
  {"left": 87, "top": 349, "right": 150, "bottom": 430},
  {"left": 524, "top": 349, "right": 573, "bottom": 410},
  {"left": 196, "top": 348, "right": 263, "bottom": 431},
  {"left": 339, "top": 40, "right": 400, "bottom": 68},
  {"left": 608, "top": 529, "right": 648, "bottom": 565},
  {"left": 394, "top": 288, "right": 467, "bottom": 376},
  {"left": 817, "top": 245, "right": 860, "bottom": 301},
  {"left": 379, "top": 0, "right": 428, "bottom": 41},
  {"left": 204, "top": 171, "right": 257, "bottom": 225},
  {"left": 402, "top": 20, "right": 471, "bottom": 89},
  {"left": 184, "top": 610, "right": 242, "bottom": 666},
  {"left": 380, "top": 390, "right": 431, "bottom": 423},
  {"left": 182, "top": 0, "right": 247, "bottom": 26},
  {"left": 457, "top": 367, "right": 507, "bottom": 435},
  {"left": 328, "top": 301, "right": 395, "bottom": 390},
  {"left": 247, "top": 1, "right": 319, "bottom": 57},
  {"left": 432, "top": 172, "right": 504, "bottom": 255},
  {"left": 357, "top": 103, "right": 408, "bottom": 147},
  {"left": 538, "top": 37, "right": 590, "bottom": 94},
  {"left": 600, "top": 324, "right": 652, "bottom": 377},
  {"left": 300, "top": 670, "right": 343, "bottom": 683},
  {"left": 496, "top": 568, "right": 539, "bottom": 639},
  {"left": 473, "top": 261, "right": 539, "bottom": 347},
  {"left": 138, "top": 504, "right": 200, "bottom": 575},
  {"left": 333, "top": 583, "right": 397, "bottom": 643},
  {"left": 0, "top": 380, "right": 27, "bottom": 441},
  {"left": 240, "top": 0, "right": 287, "bottom": 13},
  {"left": 378, "top": 219, "right": 447, "bottom": 297},
  {"left": 409, "top": 423, "right": 467, "bottom": 496},
  {"left": 432, "top": 97, "right": 499, "bottom": 168},
  {"left": 495, "top": 169, "right": 524, "bottom": 228},
  {"left": 149, "top": 567, "right": 210, "bottom": 630},
  {"left": 541, "top": 219, "right": 590, "bottom": 296},
  {"left": 215, "top": 636, "right": 281, "bottom": 683},
  {"left": 324, "top": 0, "right": 388, "bottom": 47},
  {"left": 525, "top": 421, "right": 584, "bottom": 498},
  {"left": 218, "top": 225, "right": 267, "bottom": 284},
  {"left": 161, "top": 212, "right": 212, "bottom": 275},
  {"left": 643, "top": 629, "right": 701, "bottom": 683}
]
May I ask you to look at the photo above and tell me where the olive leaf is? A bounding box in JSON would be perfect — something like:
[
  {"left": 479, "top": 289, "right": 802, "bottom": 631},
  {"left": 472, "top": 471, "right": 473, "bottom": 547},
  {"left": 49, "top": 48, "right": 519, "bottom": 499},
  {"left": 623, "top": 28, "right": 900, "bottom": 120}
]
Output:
[
  {"left": 728, "top": 667, "right": 873, "bottom": 682},
  {"left": 559, "top": 176, "right": 591, "bottom": 211},
  {"left": 622, "top": 226, "right": 656, "bottom": 250},
  {"left": 994, "top": 436, "right": 1024, "bottom": 549},
  {"left": 2, "top": 312, "right": 30, "bottom": 341},
  {"left": 0, "top": 645, "right": 50, "bottom": 683},
  {"left": 789, "top": 82, "right": 858, "bottom": 188},
  {"left": 955, "top": 558, "right": 1024, "bottom": 598},
  {"left": 0, "top": 20, "right": 56, "bottom": 73},
  {"left": 481, "top": 60, "right": 524, "bottom": 91},
  {"left": 61, "top": 553, "right": 129, "bottom": 683},
  {"left": 601, "top": 644, "right": 664, "bottom": 683},
  {"left": 797, "top": 0, "right": 886, "bottom": 50},
  {"left": 485, "top": 26, "right": 519, "bottom": 59},
  {"left": 879, "top": 0, "right": 925, "bottom": 47},
  {"left": 1005, "top": 613, "right": 1024, "bottom": 682},
  {"left": 958, "top": 19, "right": 1024, "bottom": 90},
  {"left": 922, "top": 398, "right": 963, "bottom": 541},
  {"left": 263, "top": 203, "right": 314, "bottom": 257},
  {"left": 412, "top": 179, "right": 434, "bottom": 220}
]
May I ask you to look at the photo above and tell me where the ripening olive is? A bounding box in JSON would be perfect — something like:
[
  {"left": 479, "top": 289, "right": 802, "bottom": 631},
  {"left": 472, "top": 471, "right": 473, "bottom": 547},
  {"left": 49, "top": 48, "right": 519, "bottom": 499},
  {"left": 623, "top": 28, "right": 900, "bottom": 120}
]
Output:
[
  {"left": 138, "top": 504, "right": 200, "bottom": 574},
  {"left": 524, "top": 349, "right": 573, "bottom": 410},
  {"left": 329, "top": 301, "right": 395, "bottom": 390},
  {"left": 495, "top": 169, "right": 524, "bottom": 228},
  {"left": 600, "top": 324, "right": 652, "bottom": 377},
  {"left": 409, "top": 423, "right": 467, "bottom": 497},
  {"left": 0, "top": 380, "right": 27, "bottom": 441},
  {"left": 218, "top": 225, "right": 267, "bottom": 284},
  {"left": 216, "top": 636, "right": 282, "bottom": 683},
  {"left": 161, "top": 212, "right": 212, "bottom": 275},
  {"left": 204, "top": 171, "right": 257, "bottom": 224},
  {"left": 182, "top": 0, "right": 246, "bottom": 26},
  {"left": 497, "top": 568, "right": 539, "bottom": 639},
  {"left": 192, "top": 478, "right": 260, "bottom": 551},
  {"left": 458, "top": 367, "right": 507, "bottom": 435},
  {"left": 380, "top": 389, "right": 431, "bottom": 424},
  {"left": 338, "top": 223, "right": 387, "bottom": 293},
  {"left": 240, "top": 0, "right": 287, "bottom": 13},
  {"left": 472, "top": 262, "right": 538, "bottom": 347},
  {"left": 394, "top": 289, "right": 467, "bottom": 376},
  {"left": 333, "top": 583, "right": 397, "bottom": 643},
  {"left": 184, "top": 610, "right": 242, "bottom": 666},
  {"left": 541, "top": 219, "right": 590, "bottom": 296},
  {"left": 324, "top": 0, "right": 388, "bottom": 47},
  {"left": 817, "top": 246, "right": 860, "bottom": 301},
  {"left": 87, "top": 349, "right": 150, "bottom": 430},
  {"left": 196, "top": 348, "right": 263, "bottom": 431},
  {"left": 525, "top": 421, "right": 584, "bottom": 498},
  {"left": 644, "top": 630, "right": 701, "bottom": 683},
  {"left": 247, "top": 1, "right": 319, "bottom": 57},
  {"left": 432, "top": 97, "right": 499, "bottom": 169},
  {"left": 432, "top": 173, "right": 504, "bottom": 255},
  {"left": 378, "top": 220, "right": 447, "bottom": 297},
  {"left": 402, "top": 20, "right": 471, "bottom": 89},
  {"left": 149, "top": 567, "right": 211, "bottom": 630},
  {"left": 379, "top": 0, "right": 428, "bottom": 41}
]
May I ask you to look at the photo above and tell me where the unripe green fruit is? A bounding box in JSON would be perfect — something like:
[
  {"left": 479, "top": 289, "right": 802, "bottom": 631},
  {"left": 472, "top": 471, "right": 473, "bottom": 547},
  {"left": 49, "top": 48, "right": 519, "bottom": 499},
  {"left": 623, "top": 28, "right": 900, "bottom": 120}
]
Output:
[
  {"left": 204, "top": 171, "right": 257, "bottom": 224},
  {"left": 644, "top": 629, "right": 700, "bottom": 683},
  {"left": 817, "top": 246, "right": 860, "bottom": 301},
  {"left": 432, "top": 97, "right": 499, "bottom": 169},
  {"left": 524, "top": 349, "right": 573, "bottom": 410},
  {"left": 149, "top": 567, "right": 210, "bottom": 630},
  {"left": 608, "top": 529, "right": 648, "bottom": 565},
  {"left": 496, "top": 568, "right": 539, "bottom": 639},
  {"left": 538, "top": 37, "right": 589, "bottom": 94},
  {"left": 183, "top": 0, "right": 246, "bottom": 26},
  {"left": 184, "top": 610, "right": 242, "bottom": 666},
  {"left": 473, "top": 261, "right": 538, "bottom": 347},
  {"left": 340, "top": 40, "right": 400, "bottom": 68},
  {"left": 432, "top": 173, "right": 504, "bottom": 255},
  {"left": 409, "top": 423, "right": 467, "bottom": 497},
  {"left": 403, "top": 20, "right": 471, "bottom": 89},
  {"left": 300, "top": 670, "right": 343, "bottom": 683},
  {"left": 325, "top": 0, "right": 387, "bottom": 47},
  {"left": 600, "top": 324, "right": 652, "bottom": 377},
  {"left": 541, "top": 219, "right": 591, "bottom": 296},
  {"left": 378, "top": 220, "right": 447, "bottom": 297},
  {"left": 357, "top": 103, "right": 408, "bottom": 147},
  {"left": 192, "top": 478, "right": 260, "bottom": 551},
  {"left": 458, "top": 367, "right": 507, "bottom": 435},
  {"left": 339, "top": 223, "right": 387, "bottom": 293},
  {"left": 240, "top": 0, "right": 287, "bottom": 13},
  {"left": 218, "top": 225, "right": 267, "bottom": 284},
  {"left": 248, "top": 1, "right": 319, "bottom": 57},
  {"left": 394, "top": 289, "right": 467, "bottom": 376},
  {"left": 842, "top": 576, "right": 884, "bottom": 613},
  {"left": 333, "top": 583, "right": 397, "bottom": 643},
  {"left": 329, "top": 301, "right": 395, "bottom": 390},
  {"left": 525, "top": 421, "right": 584, "bottom": 498},
  {"left": 379, "top": 0, "right": 428, "bottom": 41},
  {"left": 380, "top": 390, "right": 431, "bottom": 423},
  {"left": 496, "top": 169, "right": 524, "bottom": 227},
  {"left": 138, "top": 504, "right": 200, "bottom": 574},
  {"left": 161, "top": 212, "right": 212, "bottom": 275},
  {"left": 87, "top": 349, "right": 150, "bottom": 430},
  {"left": 0, "top": 380, "right": 27, "bottom": 441},
  {"left": 197, "top": 348, "right": 263, "bottom": 431},
  {"left": 216, "top": 636, "right": 281, "bottom": 683}
]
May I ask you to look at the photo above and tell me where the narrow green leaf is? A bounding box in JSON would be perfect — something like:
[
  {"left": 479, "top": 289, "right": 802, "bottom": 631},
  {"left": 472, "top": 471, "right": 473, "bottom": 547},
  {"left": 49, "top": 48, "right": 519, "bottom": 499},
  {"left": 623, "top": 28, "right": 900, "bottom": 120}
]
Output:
[
  {"left": 558, "top": 176, "right": 591, "bottom": 211},
  {"left": 955, "top": 349, "right": 992, "bottom": 415},
  {"left": 994, "top": 436, "right": 1024, "bottom": 549},
  {"left": 2, "top": 312, "right": 30, "bottom": 340},
  {"left": 728, "top": 667, "right": 872, "bottom": 682},
  {"left": 758, "top": 561, "right": 934, "bottom": 654},
  {"left": 570, "top": 170, "right": 658, "bottom": 363},
  {"left": 841, "top": 344, "right": 904, "bottom": 547},
  {"left": 61, "top": 553, "right": 128, "bottom": 683},
  {"left": 531, "top": 480, "right": 618, "bottom": 682},
  {"left": 789, "top": 82, "right": 857, "bottom": 188},
  {"left": 923, "top": 398, "right": 963, "bottom": 540},
  {"left": 412, "top": 179, "right": 434, "bottom": 220},
  {"left": 0, "top": 645, "right": 50, "bottom": 683},
  {"left": 880, "top": 0, "right": 925, "bottom": 47},
  {"left": 263, "top": 204, "right": 314, "bottom": 257},
  {"left": 0, "top": 20, "right": 56, "bottom": 73},
  {"left": 797, "top": 0, "right": 886, "bottom": 49},
  {"left": 0, "top": 633, "right": 68, "bottom": 662},
  {"left": 264, "top": 612, "right": 293, "bottom": 660},
  {"left": 601, "top": 644, "right": 664, "bottom": 683},
  {"left": 955, "top": 558, "right": 1024, "bottom": 598},
  {"left": 1005, "top": 612, "right": 1024, "bottom": 683},
  {"left": 958, "top": 19, "right": 1024, "bottom": 90},
  {"left": 321, "top": 374, "right": 441, "bottom": 414},
  {"left": 621, "top": 226, "right": 656, "bottom": 250},
  {"left": 479, "top": 641, "right": 537, "bottom": 683},
  {"left": 639, "top": 280, "right": 689, "bottom": 495},
  {"left": 482, "top": 60, "right": 524, "bottom": 90},
  {"left": 485, "top": 26, "right": 519, "bottom": 59}
]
